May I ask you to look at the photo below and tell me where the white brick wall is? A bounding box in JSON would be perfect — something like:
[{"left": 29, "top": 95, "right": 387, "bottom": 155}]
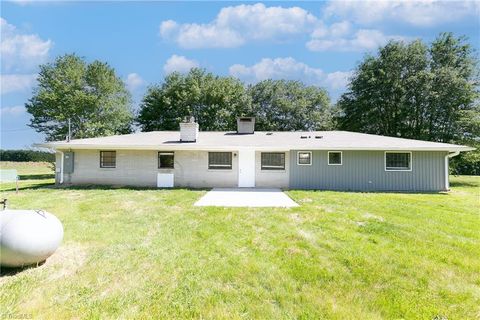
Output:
[{"left": 180, "top": 122, "right": 199, "bottom": 142}]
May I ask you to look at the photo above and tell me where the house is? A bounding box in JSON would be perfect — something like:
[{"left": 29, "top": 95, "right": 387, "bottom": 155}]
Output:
[{"left": 37, "top": 117, "right": 474, "bottom": 191}]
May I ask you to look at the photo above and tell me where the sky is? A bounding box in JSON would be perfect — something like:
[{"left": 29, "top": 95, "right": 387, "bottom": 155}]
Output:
[{"left": 1, "top": 0, "right": 479, "bottom": 149}]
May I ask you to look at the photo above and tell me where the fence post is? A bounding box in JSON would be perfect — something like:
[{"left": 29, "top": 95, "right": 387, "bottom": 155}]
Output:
[{"left": 16, "top": 175, "right": 19, "bottom": 194}]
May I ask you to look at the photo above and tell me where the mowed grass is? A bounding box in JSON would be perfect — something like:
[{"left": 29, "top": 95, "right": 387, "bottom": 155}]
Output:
[{"left": 0, "top": 162, "right": 479, "bottom": 319}]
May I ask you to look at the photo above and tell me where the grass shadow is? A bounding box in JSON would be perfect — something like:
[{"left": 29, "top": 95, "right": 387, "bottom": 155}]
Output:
[
  {"left": 54, "top": 184, "right": 210, "bottom": 191},
  {"left": 19, "top": 174, "right": 55, "bottom": 180},
  {"left": 0, "top": 261, "right": 45, "bottom": 277},
  {"left": 287, "top": 188, "right": 449, "bottom": 196},
  {"left": 449, "top": 180, "right": 479, "bottom": 188},
  {"left": 0, "top": 182, "right": 55, "bottom": 192}
]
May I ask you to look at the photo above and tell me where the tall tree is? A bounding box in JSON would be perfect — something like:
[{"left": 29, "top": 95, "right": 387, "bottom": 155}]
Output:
[
  {"left": 137, "top": 68, "right": 251, "bottom": 131},
  {"left": 26, "top": 54, "right": 134, "bottom": 141},
  {"left": 249, "top": 80, "right": 333, "bottom": 131},
  {"left": 337, "top": 33, "right": 479, "bottom": 144}
]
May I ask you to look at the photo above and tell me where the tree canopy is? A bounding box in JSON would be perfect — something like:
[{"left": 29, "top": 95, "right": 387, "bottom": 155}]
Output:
[
  {"left": 136, "top": 68, "right": 251, "bottom": 131},
  {"left": 249, "top": 80, "right": 334, "bottom": 131},
  {"left": 26, "top": 54, "right": 134, "bottom": 141},
  {"left": 337, "top": 33, "right": 479, "bottom": 144}
]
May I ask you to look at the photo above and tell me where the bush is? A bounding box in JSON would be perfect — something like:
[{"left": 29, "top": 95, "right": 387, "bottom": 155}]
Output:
[
  {"left": 450, "top": 147, "right": 480, "bottom": 176},
  {"left": 0, "top": 149, "right": 55, "bottom": 162}
]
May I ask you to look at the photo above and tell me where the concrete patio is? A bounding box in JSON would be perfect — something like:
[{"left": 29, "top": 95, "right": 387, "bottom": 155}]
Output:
[{"left": 194, "top": 188, "right": 299, "bottom": 207}]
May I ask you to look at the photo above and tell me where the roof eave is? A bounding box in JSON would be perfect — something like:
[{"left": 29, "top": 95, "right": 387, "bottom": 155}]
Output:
[{"left": 35, "top": 143, "right": 476, "bottom": 153}]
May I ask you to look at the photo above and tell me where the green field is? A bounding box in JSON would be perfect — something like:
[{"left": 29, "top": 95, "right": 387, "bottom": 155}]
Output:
[{"left": 1, "top": 162, "right": 479, "bottom": 319}]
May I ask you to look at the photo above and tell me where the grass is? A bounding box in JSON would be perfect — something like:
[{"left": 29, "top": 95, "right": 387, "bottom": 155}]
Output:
[{"left": 0, "top": 162, "right": 479, "bottom": 319}]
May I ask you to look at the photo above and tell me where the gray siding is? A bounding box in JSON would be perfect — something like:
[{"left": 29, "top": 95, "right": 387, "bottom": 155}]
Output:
[{"left": 289, "top": 150, "right": 448, "bottom": 191}]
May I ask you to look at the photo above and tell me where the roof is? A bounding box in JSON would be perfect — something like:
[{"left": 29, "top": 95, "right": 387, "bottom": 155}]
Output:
[{"left": 36, "top": 131, "right": 474, "bottom": 152}]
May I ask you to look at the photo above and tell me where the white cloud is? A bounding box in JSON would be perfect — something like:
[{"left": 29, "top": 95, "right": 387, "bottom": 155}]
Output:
[
  {"left": 125, "top": 73, "right": 145, "bottom": 92},
  {"left": 159, "top": 3, "right": 318, "bottom": 48},
  {"left": 325, "top": 71, "right": 353, "bottom": 90},
  {"left": 323, "top": 0, "right": 478, "bottom": 27},
  {"left": 0, "top": 105, "right": 25, "bottom": 116},
  {"left": 159, "top": 20, "right": 179, "bottom": 39},
  {"left": 229, "top": 57, "right": 351, "bottom": 92},
  {"left": 307, "top": 29, "right": 406, "bottom": 52},
  {"left": 0, "top": 74, "right": 37, "bottom": 95},
  {"left": 1, "top": 18, "right": 52, "bottom": 72},
  {"left": 163, "top": 55, "right": 199, "bottom": 74}
]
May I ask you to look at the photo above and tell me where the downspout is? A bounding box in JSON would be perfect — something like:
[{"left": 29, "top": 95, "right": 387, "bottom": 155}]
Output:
[
  {"left": 58, "top": 150, "right": 64, "bottom": 184},
  {"left": 445, "top": 151, "right": 461, "bottom": 191}
]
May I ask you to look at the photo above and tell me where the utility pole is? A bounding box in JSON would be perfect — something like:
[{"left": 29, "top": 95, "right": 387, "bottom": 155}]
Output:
[{"left": 67, "top": 118, "right": 71, "bottom": 142}]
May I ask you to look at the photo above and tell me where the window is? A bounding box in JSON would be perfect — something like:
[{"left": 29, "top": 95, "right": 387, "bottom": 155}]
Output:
[
  {"left": 297, "top": 151, "right": 312, "bottom": 165},
  {"left": 385, "top": 152, "right": 411, "bottom": 171},
  {"left": 328, "top": 151, "right": 342, "bottom": 165},
  {"left": 261, "top": 152, "right": 285, "bottom": 170},
  {"left": 208, "top": 152, "right": 232, "bottom": 170},
  {"left": 158, "top": 152, "right": 174, "bottom": 169},
  {"left": 100, "top": 151, "right": 116, "bottom": 168}
]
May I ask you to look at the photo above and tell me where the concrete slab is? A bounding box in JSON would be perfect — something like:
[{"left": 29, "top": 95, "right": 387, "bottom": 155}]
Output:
[{"left": 194, "top": 188, "right": 299, "bottom": 207}]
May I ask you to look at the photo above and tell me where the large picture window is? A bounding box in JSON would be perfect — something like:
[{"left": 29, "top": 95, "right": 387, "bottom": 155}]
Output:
[
  {"left": 100, "top": 151, "right": 116, "bottom": 168},
  {"left": 261, "top": 152, "right": 285, "bottom": 170},
  {"left": 208, "top": 152, "right": 232, "bottom": 170},
  {"left": 158, "top": 152, "right": 174, "bottom": 169},
  {"left": 385, "top": 152, "right": 411, "bottom": 171}
]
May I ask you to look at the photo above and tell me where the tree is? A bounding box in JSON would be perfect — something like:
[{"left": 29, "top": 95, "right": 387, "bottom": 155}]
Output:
[
  {"left": 26, "top": 54, "right": 134, "bottom": 141},
  {"left": 248, "top": 80, "right": 334, "bottom": 131},
  {"left": 337, "top": 33, "right": 479, "bottom": 143},
  {"left": 137, "top": 68, "right": 251, "bottom": 131}
]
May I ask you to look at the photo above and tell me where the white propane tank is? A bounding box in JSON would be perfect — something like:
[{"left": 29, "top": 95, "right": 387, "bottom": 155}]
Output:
[{"left": 0, "top": 209, "right": 63, "bottom": 267}]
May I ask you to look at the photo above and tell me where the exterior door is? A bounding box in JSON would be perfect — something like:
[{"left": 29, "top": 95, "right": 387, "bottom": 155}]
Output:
[{"left": 238, "top": 149, "right": 255, "bottom": 187}]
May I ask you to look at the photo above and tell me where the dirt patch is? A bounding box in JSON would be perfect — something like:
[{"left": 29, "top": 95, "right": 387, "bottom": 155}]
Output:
[
  {"left": 362, "top": 213, "right": 385, "bottom": 222},
  {"left": 46, "top": 243, "right": 87, "bottom": 280}
]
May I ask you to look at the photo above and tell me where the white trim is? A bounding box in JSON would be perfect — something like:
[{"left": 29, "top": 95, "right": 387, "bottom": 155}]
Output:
[
  {"left": 328, "top": 151, "right": 343, "bottom": 166},
  {"left": 444, "top": 155, "right": 449, "bottom": 190},
  {"left": 384, "top": 151, "right": 412, "bottom": 172},
  {"left": 445, "top": 151, "right": 461, "bottom": 190},
  {"left": 297, "top": 151, "right": 312, "bottom": 166}
]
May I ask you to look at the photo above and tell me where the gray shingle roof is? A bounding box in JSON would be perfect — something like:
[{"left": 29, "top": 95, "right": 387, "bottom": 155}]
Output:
[{"left": 36, "top": 130, "right": 474, "bottom": 152}]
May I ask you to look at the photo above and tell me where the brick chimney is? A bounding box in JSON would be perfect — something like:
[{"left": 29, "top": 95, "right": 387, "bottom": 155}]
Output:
[
  {"left": 180, "top": 116, "right": 199, "bottom": 142},
  {"left": 237, "top": 117, "right": 255, "bottom": 134}
]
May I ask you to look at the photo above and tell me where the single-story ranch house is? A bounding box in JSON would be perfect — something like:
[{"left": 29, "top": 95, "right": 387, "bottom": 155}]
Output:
[{"left": 38, "top": 117, "right": 474, "bottom": 191}]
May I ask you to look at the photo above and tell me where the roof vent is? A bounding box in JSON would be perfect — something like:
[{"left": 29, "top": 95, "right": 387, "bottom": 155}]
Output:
[
  {"left": 266, "top": 132, "right": 273, "bottom": 136},
  {"left": 237, "top": 117, "right": 255, "bottom": 134}
]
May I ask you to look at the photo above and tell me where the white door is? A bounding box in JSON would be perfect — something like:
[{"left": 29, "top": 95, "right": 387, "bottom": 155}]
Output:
[{"left": 238, "top": 149, "right": 255, "bottom": 187}]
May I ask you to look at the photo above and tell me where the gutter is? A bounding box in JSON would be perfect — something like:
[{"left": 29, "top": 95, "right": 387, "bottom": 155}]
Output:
[
  {"left": 444, "top": 151, "right": 461, "bottom": 191},
  {"left": 58, "top": 150, "right": 64, "bottom": 184},
  {"left": 33, "top": 144, "right": 476, "bottom": 153}
]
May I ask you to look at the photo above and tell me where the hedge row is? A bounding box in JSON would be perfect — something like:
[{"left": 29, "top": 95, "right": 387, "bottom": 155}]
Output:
[{"left": 0, "top": 150, "right": 55, "bottom": 162}]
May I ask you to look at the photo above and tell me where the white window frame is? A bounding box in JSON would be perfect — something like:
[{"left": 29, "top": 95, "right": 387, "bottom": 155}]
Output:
[
  {"left": 384, "top": 151, "right": 412, "bottom": 172},
  {"left": 328, "top": 151, "right": 343, "bottom": 166},
  {"left": 297, "top": 151, "right": 312, "bottom": 166},
  {"left": 158, "top": 152, "right": 175, "bottom": 169}
]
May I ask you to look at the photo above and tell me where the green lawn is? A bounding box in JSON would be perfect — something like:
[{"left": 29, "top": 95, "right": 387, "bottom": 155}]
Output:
[{"left": 1, "top": 162, "right": 479, "bottom": 319}]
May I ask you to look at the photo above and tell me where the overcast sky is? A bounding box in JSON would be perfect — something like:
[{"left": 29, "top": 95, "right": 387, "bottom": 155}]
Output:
[{"left": 1, "top": 1, "right": 479, "bottom": 149}]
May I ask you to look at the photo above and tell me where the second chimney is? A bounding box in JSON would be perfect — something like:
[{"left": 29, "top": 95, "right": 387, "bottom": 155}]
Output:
[
  {"left": 180, "top": 117, "right": 199, "bottom": 142},
  {"left": 237, "top": 117, "right": 255, "bottom": 134}
]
